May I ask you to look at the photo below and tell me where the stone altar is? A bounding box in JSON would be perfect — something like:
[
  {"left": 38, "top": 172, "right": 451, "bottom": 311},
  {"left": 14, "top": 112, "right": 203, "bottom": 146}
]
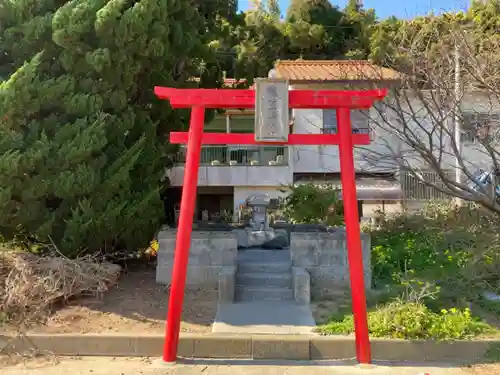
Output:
[{"left": 155, "top": 198, "right": 372, "bottom": 302}]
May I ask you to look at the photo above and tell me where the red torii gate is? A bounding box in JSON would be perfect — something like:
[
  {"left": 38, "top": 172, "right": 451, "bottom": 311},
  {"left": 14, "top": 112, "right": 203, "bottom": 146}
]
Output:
[{"left": 154, "top": 85, "right": 387, "bottom": 365}]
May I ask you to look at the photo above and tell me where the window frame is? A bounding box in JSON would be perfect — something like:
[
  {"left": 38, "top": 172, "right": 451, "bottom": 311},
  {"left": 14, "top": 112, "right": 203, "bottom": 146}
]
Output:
[{"left": 322, "top": 109, "right": 372, "bottom": 137}]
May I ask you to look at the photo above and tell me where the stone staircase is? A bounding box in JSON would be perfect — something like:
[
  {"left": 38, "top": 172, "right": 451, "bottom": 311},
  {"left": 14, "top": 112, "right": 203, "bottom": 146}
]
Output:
[{"left": 235, "top": 248, "right": 294, "bottom": 302}]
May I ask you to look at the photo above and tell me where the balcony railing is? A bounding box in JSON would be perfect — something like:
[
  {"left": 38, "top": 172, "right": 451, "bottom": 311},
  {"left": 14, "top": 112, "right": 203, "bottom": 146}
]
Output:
[
  {"left": 173, "top": 145, "right": 288, "bottom": 166},
  {"left": 321, "top": 127, "right": 371, "bottom": 134}
]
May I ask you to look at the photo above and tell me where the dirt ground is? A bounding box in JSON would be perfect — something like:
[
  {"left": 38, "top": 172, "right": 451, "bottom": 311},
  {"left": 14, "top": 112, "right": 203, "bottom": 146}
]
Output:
[
  {"left": 464, "top": 364, "right": 500, "bottom": 375},
  {"left": 14, "top": 267, "right": 217, "bottom": 334},
  {"left": 311, "top": 294, "right": 355, "bottom": 326},
  {"left": 1, "top": 356, "right": 499, "bottom": 375}
]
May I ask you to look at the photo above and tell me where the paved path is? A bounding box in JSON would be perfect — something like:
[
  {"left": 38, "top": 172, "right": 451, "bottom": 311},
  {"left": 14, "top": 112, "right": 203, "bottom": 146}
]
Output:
[
  {"left": 0, "top": 357, "right": 486, "bottom": 375},
  {"left": 213, "top": 301, "right": 316, "bottom": 334}
]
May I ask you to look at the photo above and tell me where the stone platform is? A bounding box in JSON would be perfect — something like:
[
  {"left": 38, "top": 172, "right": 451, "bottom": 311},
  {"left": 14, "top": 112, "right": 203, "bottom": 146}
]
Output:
[
  {"left": 290, "top": 230, "right": 372, "bottom": 298},
  {"left": 155, "top": 229, "right": 237, "bottom": 287},
  {"left": 156, "top": 227, "right": 371, "bottom": 302}
]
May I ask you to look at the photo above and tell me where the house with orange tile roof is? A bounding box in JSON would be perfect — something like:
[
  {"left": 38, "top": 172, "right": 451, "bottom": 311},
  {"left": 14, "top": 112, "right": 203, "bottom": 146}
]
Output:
[
  {"left": 165, "top": 59, "right": 494, "bottom": 221},
  {"left": 165, "top": 60, "right": 404, "bottom": 221}
]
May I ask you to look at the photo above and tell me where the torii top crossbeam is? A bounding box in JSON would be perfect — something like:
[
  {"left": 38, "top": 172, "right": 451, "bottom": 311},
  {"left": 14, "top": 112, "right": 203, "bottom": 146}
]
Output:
[
  {"left": 155, "top": 87, "right": 386, "bottom": 146},
  {"left": 154, "top": 87, "right": 386, "bottom": 108},
  {"left": 154, "top": 84, "right": 387, "bottom": 367}
]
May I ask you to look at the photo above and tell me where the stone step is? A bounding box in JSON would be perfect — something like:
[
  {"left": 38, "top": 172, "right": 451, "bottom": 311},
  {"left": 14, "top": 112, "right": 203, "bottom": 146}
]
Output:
[
  {"left": 235, "top": 286, "right": 294, "bottom": 302},
  {"left": 236, "top": 272, "right": 293, "bottom": 288},
  {"left": 237, "top": 249, "right": 291, "bottom": 263},
  {"left": 237, "top": 261, "right": 292, "bottom": 274}
]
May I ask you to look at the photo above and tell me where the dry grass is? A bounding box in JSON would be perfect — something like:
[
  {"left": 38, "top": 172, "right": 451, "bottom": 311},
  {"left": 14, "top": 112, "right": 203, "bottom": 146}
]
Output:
[
  {"left": 0, "top": 247, "right": 216, "bottom": 364},
  {"left": 26, "top": 268, "right": 217, "bottom": 335},
  {"left": 0, "top": 249, "right": 121, "bottom": 331}
]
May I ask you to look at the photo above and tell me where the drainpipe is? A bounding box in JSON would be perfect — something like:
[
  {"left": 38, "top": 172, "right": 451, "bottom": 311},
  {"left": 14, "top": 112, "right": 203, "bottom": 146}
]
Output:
[{"left": 454, "top": 43, "right": 462, "bottom": 205}]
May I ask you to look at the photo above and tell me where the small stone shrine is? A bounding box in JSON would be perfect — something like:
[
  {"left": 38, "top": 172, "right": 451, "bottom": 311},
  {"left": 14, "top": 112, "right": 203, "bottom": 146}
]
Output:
[
  {"left": 233, "top": 193, "right": 289, "bottom": 249},
  {"left": 247, "top": 193, "right": 270, "bottom": 230},
  {"left": 156, "top": 193, "right": 372, "bottom": 302}
]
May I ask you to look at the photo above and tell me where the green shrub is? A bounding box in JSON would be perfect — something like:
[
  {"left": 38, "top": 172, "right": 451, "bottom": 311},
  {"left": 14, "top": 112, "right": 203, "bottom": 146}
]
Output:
[
  {"left": 477, "top": 297, "right": 500, "bottom": 315},
  {"left": 369, "top": 202, "right": 500, "bottom": 299},
  {"left": 371, "top": 225, "right": 471, "bottom": 287},
  {"left": 317, "top": 300, "right": 493, "bottom": 340},
  {"left": 279, "top": 183, "right": 344, "bottom": 226}
]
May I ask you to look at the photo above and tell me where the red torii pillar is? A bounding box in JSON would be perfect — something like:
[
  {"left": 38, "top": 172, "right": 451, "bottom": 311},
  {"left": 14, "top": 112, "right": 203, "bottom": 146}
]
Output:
[{"left": 154, "top": 86, "right": 387, "bottom": 365}]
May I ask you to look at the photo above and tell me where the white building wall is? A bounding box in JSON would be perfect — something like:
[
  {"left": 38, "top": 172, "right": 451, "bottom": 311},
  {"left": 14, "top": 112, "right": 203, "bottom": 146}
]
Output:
[
  {"left": 290, "top": 86, "right": 497, "bottom": 178},
  {"left": 459, "top": 92, "right": 499, "bottom": 172},
  {"left": 168, "top": 164, "right": 292, "bottom": 187},
  {"left": 290, "top": 83, "right": 400, "bottom": 174},
  {"left": 170, "top": 85, "right": 497, "bottom": 192},
  {"left": 376, "top": 91, "right": 497, "bottom": 176}
]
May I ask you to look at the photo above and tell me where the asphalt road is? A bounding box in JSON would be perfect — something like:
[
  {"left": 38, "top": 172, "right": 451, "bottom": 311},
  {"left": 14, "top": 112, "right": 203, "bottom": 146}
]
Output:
[{"left": 0, "top": 356, "right": 486, "bottom": 375}]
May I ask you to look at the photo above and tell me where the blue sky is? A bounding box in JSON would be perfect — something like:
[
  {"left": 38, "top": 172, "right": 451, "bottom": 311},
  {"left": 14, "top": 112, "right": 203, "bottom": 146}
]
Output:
[{"left": 237, "top": 0, "right": 470, "bottom": 20}]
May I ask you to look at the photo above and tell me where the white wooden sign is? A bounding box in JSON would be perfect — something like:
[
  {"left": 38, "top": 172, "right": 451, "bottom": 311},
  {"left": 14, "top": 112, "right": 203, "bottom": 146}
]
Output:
[{"left": 254, "top": 78, "right": 289, "bottom": 142}]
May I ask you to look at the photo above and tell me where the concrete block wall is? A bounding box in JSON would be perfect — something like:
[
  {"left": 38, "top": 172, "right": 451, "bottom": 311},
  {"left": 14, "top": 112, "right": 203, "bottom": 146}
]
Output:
[
  {"left": 290, "top": 230, "right": 371, "bottom": 298},
  {"left": 292, "top": 267, "right": 311, "bottom": 305},
  {"left": 156, "top": 230, "right": 238, "bottom": 287},
  {"left": 218, "top": 266, "right": 237, "bottom": 303}
]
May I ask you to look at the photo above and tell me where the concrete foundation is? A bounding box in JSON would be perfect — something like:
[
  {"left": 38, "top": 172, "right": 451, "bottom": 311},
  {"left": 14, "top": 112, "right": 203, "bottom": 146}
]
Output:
[
  {"left": 156, "top": 228, "right": 372, "bottom": 301},
  {"left": 218, "top": 266, "right": 237, "bottom": 303},
  {"left": 156, "top": 230, "right": 238, "bottom": 287},
  {"left": 292, "top": 267, "right": 311, "bottom": 305},
  {"left": 290, "top": 230, "right": 371, "bottom": 298}
]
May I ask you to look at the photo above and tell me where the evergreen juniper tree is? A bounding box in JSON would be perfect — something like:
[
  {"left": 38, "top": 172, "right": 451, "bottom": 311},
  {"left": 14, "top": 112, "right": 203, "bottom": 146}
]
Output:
[
  {"left": 0, "top": 0, "right": 65, "bottom": 80},
  {"left": 0, "top": 0, "right": 221, "bottom": 256}
]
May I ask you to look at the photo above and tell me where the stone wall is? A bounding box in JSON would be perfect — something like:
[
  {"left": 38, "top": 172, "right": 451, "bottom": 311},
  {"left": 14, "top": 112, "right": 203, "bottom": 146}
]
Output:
[
  {"left": 156, "top": 230, "right": 238, "bottom": 287},
  {"left": 290, "top": 230, "right": 371, "bottom": 298}
]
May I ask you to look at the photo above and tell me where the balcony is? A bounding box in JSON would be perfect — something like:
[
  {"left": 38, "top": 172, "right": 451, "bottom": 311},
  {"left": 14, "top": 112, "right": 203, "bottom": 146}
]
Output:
[
  {"left": 168, "top": 145, "right": 292, "bottom": 187},
  {"left": 174, "top": 145, "right": 289, "bottom": 166}
]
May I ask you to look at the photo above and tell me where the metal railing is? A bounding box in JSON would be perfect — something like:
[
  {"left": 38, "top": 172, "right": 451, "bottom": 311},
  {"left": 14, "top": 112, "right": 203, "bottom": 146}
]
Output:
[
  {"left": 401, "top": 170, "right": 454, "bottom": 201},
  {"left": 173, "top": 145, "right": 289, "bottom": 166},
  {"left": 321, "top": 127, "right": 371, "bottom": 134}
]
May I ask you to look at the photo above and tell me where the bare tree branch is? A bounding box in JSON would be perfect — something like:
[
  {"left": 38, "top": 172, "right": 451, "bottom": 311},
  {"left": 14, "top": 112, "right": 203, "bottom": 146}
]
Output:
[{"left": 352, "top": 23, "right": 500, "bottom": 214}]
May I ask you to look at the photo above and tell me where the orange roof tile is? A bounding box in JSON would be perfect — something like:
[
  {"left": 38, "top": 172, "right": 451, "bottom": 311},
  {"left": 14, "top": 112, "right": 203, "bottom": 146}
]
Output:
[{"left": 274, "top": 60, "right": 401, "bottom": 82}]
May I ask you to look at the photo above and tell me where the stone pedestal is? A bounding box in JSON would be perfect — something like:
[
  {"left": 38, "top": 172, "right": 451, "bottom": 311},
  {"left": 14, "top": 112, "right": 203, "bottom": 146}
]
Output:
[
  {"left": 233, "top": 228, "right": 289, "bottom": 249},
  {"left": 290, "top": 230, "right": 371, "bottom": 298}
]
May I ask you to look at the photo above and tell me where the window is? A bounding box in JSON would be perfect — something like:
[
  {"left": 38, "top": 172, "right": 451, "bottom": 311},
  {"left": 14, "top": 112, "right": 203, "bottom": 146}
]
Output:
[
  {"left": 323, "top": 109, "right": 371, "bottom": 135},
  {"left": 461, "top": 112, "right": 500, "bottom": 143}
]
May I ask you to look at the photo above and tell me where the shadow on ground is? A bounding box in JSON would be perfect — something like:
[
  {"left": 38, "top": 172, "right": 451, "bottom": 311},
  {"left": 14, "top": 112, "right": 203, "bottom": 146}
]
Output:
[
  {"left": 176, "top": 358, "right": 495, "bottom": 369},
  {"left": 26, "top": 263, "right": 216, "bottom": 334}
]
